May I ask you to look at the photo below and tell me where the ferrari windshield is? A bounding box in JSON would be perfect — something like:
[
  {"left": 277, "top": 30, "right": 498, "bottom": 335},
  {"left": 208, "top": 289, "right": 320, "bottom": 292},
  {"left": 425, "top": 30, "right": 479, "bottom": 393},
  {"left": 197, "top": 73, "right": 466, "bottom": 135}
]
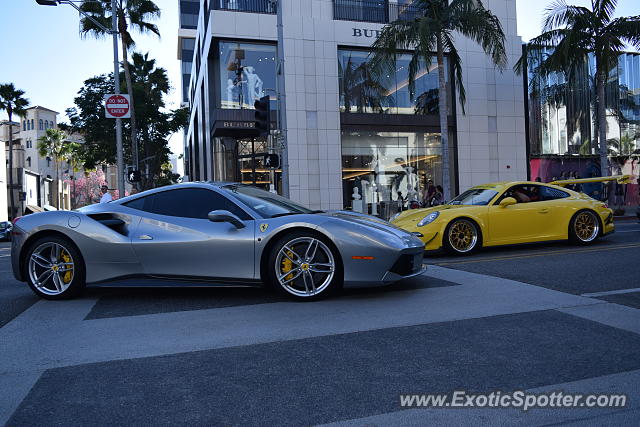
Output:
[
  {"left": 449, "top": 188, "right": 498, "bottom": 206},
  {"left": 221, "top": 185, "right": 314, "bottom": 218}
]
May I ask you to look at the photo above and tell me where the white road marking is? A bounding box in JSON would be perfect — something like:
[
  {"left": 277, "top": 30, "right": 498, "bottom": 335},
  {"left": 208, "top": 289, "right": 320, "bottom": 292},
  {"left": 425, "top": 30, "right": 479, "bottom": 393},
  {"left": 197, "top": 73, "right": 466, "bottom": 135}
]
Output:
[{"left": 582, "top": 287, "right": 640, "bottom": 297}]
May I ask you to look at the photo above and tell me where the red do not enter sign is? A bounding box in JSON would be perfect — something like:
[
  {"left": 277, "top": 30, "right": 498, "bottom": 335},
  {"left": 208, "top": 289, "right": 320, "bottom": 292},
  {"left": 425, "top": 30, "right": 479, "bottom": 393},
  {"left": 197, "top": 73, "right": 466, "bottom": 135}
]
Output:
[{"left": 104, "top": 94, "right": 131, "bottom": 118}]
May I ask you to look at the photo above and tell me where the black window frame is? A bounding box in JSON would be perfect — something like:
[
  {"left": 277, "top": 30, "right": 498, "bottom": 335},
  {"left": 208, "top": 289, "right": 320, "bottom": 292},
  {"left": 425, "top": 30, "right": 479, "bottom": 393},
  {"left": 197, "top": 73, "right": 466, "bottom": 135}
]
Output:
[
  {"left": 123, "top": 188, "right": 253, "bottom": 221},
  {"left": 494, "top": 184, "right": 551, "bottom": 205}
]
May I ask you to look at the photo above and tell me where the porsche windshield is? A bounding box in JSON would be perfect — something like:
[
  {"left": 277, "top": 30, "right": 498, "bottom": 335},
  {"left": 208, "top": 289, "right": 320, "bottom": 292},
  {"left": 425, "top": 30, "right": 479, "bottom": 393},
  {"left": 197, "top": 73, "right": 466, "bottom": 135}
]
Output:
[
  {"left": 222, "top": 185, "right": 314, "bottom": 218},
  {"left": 449, "top": 188, "right": 498, "bottom": 206}
]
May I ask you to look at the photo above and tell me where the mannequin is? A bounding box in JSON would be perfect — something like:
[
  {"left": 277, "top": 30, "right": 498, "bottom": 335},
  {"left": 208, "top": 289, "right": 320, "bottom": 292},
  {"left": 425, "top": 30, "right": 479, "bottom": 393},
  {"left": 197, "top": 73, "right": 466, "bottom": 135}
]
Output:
[
  {"left": 243, "top": 66, "right": 264, "bottom": 105},
  {"left": 351, "top": 186, "right": 363, "bottom": 213},
  {"left": 226, "top": 79, "right": 235, "bottom": 106}
]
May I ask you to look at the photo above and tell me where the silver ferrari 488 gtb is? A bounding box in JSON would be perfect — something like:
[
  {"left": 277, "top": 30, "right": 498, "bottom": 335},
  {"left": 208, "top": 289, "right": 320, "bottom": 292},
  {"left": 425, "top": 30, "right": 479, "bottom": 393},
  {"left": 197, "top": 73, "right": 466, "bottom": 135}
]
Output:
[{"left": 10, "top": 183, "right": 425, "bottom": 300}]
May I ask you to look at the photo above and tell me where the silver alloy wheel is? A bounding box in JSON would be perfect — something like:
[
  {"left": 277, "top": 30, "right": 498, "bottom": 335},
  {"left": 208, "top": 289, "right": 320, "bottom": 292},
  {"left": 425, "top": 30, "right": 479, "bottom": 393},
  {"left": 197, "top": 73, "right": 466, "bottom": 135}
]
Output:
[
  {"left": 275, "top": 236, "right": 335, "bottom": 297},
  {"left": 28, "top": 242, "right": 75, "bottom": 296}
]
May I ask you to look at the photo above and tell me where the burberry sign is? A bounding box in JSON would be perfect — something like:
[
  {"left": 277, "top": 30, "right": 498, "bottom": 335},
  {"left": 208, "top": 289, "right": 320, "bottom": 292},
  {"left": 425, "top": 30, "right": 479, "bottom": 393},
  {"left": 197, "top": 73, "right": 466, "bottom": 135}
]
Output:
[{"left": 352, "top": 28, "right": 383, "bottom": 38}]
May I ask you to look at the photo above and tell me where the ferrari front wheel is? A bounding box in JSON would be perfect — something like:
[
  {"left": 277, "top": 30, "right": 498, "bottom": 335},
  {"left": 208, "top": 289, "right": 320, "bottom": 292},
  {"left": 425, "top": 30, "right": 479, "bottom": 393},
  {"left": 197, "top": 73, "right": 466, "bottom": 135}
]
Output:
[
  {"left": 268, "top": 232, "right": 341, "bottom": 300},
  {"left": 569, "top": 210, "right": 600, "bottom": 245},
  {"left": 25, "top": 236, "right": 86, "bottom": 300},
  {"left": 443, "top": 218, "right": 481, "bottom": 255}
]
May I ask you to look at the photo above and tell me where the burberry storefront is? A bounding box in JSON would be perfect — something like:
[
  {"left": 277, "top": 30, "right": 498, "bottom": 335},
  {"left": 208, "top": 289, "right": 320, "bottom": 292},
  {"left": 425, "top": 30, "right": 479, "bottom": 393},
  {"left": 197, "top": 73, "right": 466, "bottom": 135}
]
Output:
[{"left": 185, "top": 0, "right": 527, "bottom": 216}]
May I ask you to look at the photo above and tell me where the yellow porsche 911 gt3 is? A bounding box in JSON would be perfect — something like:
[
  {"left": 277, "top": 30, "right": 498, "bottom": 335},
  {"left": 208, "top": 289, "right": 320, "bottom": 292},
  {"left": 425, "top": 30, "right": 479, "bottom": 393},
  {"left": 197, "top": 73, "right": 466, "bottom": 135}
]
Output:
[{"left": 390, "top": 176, "right": 629, "bottom": 255}]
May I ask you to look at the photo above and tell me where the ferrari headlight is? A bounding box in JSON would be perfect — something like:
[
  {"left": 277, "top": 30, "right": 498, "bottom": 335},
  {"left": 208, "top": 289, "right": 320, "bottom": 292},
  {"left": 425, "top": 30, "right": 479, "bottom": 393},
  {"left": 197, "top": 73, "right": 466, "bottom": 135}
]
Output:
[{"left": 417, "top": 211, "right": 440, "bottom": 227}]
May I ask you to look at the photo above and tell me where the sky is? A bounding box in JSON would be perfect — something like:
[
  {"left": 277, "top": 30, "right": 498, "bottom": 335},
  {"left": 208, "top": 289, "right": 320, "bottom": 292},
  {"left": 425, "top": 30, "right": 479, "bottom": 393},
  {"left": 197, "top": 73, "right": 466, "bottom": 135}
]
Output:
[
  {"left": 1, "top": 0, "right": 639, "bottom": 159},
  {"left": 0, "top": 0, "right": 183, "bottom": 155}
]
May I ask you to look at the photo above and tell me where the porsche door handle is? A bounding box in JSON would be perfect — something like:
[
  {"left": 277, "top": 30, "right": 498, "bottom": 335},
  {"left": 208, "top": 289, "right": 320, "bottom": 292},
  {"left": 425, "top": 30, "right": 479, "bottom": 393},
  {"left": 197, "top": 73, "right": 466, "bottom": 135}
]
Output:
[
  {"left": 538, "top": 208, "right": 549, "bottom": 214},
  {"left": 138, "top": 234, "right": 153, "bottom": 240}
]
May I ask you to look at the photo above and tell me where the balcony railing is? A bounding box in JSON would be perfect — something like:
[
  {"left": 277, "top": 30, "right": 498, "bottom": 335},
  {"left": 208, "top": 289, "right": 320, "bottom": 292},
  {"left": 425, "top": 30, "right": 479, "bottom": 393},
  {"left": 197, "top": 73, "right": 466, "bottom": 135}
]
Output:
[
  {"left": 333, "top": 0, "right": 421, "bottom": 24},
  {"left": 213, "top": 0, "right": 277, "bottom": 14}
]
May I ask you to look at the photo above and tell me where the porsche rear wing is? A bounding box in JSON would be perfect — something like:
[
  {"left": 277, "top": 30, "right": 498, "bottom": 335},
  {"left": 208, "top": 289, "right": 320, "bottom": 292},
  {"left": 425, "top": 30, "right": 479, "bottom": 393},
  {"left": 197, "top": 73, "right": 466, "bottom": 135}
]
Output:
[{"left": 550, "top": 175, "right": 631, "bottom": 187}]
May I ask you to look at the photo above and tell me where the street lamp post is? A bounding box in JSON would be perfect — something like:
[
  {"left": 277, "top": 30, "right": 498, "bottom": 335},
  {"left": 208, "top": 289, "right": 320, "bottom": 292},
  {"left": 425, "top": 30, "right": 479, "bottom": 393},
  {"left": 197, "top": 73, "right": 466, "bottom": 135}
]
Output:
[{"left": 36, "top": 0, "right": 125, "bottom": 199}]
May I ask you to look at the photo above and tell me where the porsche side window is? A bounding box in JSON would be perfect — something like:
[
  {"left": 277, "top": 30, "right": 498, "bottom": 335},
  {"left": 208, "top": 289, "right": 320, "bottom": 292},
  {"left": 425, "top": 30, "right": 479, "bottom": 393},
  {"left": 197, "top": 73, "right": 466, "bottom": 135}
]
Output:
[
  {"left": 539, "top": 186, "right": 570, "bottom": 201},
  {"left": 499, "top": 185, "right": 541, "bottom": 204},
  {"left": 150, "top": 189, "right": 252, "bottom": 220}
]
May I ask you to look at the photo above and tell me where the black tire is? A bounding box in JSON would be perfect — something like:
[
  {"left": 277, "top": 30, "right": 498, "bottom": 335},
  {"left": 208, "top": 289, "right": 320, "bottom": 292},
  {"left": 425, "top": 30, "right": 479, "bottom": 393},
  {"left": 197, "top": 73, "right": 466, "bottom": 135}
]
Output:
[
  {"left": 266, "top": 231, "right": 342, "bottom": 301},
  {"left": 442, "top": 218, "right": 482, "bottom": 255},
  {"left": 25, "top": 235, "right": 86, "bottom": 300},
  {"left": 569, "top": 210, "right": 601, "bottom": 245}
]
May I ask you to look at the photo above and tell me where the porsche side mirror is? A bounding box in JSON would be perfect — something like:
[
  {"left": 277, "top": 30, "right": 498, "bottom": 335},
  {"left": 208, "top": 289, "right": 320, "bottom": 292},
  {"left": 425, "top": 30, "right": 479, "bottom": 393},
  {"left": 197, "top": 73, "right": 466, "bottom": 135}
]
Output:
[
  {"left": 207, "top": 210, "right": 245, "bottom": 228},
  {"left": 499, "top": 197, "right": 517, "bottom": 208}
]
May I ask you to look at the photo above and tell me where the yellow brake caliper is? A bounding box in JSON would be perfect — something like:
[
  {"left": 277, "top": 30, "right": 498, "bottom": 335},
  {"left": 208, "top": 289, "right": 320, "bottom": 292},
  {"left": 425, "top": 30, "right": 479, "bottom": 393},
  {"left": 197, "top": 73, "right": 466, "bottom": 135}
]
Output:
[
  {"left": 280, "top": 250, "right": 295, "bottom": 282},
  {"left": 60, "top": 250, "right": 73, "bottom": 284}
]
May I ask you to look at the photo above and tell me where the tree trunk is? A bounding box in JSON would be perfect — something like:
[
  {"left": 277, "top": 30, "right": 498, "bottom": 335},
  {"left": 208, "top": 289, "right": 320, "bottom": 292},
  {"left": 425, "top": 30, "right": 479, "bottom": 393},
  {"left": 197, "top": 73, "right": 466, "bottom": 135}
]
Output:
[
  {"left": 118, "top": 14, "right": 139, "bottom": 187},
  {"left": 7, "top": 108, "right": 15, "bottom": 219},
  {"left": 436, "top": 35, "right": 451, "bottom": 201},
  {"left": 54, "top": 159, "right": 59, "bottom": 210},
  {"left": 596, "top": 62, "right": 609, "bottom": 178}
]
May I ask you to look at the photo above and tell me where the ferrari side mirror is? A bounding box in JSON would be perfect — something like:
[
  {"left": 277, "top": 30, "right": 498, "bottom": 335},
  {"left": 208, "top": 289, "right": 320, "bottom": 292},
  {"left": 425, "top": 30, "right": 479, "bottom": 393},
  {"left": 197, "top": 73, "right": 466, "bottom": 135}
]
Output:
[
  {"left": 207, "top": 210, "right": 245, "bottom": 228},
  {"left": 499, "top": 197, "right": 517, "bottom": 208}
]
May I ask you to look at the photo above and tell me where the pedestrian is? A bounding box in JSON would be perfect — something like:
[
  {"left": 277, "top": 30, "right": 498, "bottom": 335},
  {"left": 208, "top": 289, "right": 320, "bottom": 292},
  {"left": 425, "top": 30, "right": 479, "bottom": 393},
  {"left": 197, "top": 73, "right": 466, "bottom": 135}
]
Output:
[
  {"left": 430, "top": 185, "right": 445, "bottom": 206},
  {"left": 99, "top": 185, "right": 113, "bottom": 203},
  {"left": 423, "top": 179, "right": 436, "bottom": 206}
]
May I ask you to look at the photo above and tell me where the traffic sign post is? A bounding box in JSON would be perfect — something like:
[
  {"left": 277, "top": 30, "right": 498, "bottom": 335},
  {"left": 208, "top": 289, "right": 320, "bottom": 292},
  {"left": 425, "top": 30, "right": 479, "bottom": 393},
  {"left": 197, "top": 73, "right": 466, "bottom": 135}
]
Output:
[{"left": 104, "top": 94, "right": 131, "bottom": 119}]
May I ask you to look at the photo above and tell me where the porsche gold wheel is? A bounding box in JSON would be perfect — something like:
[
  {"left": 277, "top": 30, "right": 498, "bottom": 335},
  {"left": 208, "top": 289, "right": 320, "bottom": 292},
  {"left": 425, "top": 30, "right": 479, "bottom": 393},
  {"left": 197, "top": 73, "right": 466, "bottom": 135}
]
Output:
[
  {"left": 26, "top": 236, "right": 86, "bottom": 299},
  {"left": 444, "top": 219, "right": 480, "bottom": 254},
  {"left": 570, "top": 210, "right": 600, "bottom": 244}
]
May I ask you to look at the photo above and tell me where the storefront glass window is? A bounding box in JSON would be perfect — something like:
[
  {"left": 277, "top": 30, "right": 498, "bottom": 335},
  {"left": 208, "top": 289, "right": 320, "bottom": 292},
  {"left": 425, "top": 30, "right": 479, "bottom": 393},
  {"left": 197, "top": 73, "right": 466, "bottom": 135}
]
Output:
[
  {"left": 341, "top": 130, "right": 442, "bottom": 220},
  {"left": 338, "top": 48, "right": 447, "bottom": 115},
  {"left": 218, "top": 41, "right": 277, "bottom": 109}
]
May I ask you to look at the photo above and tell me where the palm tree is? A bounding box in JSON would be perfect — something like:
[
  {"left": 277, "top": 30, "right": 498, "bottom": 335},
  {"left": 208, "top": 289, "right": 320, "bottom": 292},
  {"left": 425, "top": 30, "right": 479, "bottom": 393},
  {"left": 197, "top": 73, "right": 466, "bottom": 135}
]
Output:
[
  {"left": 62, "top": 141, "right": 85, "bottom": 209},
  {"left": 517, "top": 0, "right": 640, "bottom": 177},
  {"left": 369, "top": 0, "right": 506, "bottom": 200},
  {"left": 38, "top": 128, "right": 69, "bottom": 209},
  {"left": 0, "top": 83, "right": 29, "bottom": 219},
  {"left": 79, "top": 0, "right": 161, "bottom": 177},
  {"left": 339, "top": 55, "right": 392, "bottom": 113}
]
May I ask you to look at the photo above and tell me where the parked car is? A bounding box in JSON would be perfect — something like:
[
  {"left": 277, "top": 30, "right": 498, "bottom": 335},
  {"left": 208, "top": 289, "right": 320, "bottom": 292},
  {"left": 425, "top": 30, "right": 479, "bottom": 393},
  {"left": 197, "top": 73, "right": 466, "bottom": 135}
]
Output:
[
  {"left": 10, "top": 182, "right": 425, "bottom": 300},
  {"left": 391, "top": 176, "right": 628, "bottom": 255},
  {"left": 0, "top": 221, "right": 12, "bottom": 241}
]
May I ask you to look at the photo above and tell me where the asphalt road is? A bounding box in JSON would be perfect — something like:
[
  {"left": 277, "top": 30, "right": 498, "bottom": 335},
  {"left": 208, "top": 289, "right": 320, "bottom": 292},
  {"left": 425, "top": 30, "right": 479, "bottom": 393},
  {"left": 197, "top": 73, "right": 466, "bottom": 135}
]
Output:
[{"left": 1, "top": 218, "right": 639, "bottom": 426}]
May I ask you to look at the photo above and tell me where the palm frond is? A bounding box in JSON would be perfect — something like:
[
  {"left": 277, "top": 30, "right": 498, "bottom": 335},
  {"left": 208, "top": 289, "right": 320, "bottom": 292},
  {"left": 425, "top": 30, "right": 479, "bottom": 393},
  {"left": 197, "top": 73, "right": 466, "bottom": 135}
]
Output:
[
  {"left": 606, "top": 15, "right": 640, "bottom": 50},
  {"left": 542, "top": 0, "right": 593, "bottom": 33},
  {"left": 442, "top": 32, "right": 465, "bottom": 112},
  {"left": 452, "top": 0, "right": 507, "bottom": 69},
  {"left": 595, "top": 0, "right": 618, "bottom": 23}
]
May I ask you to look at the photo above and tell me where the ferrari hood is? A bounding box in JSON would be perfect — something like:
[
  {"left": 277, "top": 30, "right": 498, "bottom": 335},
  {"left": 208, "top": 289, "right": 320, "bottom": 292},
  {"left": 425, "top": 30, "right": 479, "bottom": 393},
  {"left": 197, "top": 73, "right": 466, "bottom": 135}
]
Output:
[{"left": 321, "top": 211, "right": 416, "bottom": 238}]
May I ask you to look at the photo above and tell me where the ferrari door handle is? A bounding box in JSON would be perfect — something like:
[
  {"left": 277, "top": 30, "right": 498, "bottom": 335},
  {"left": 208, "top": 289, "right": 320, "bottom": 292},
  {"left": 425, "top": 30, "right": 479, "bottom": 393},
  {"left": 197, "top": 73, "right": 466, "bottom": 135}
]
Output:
[
  {"left": 138, "top": 234, "right": 153, "bottom": 240},
  {"left": 538, "top": 208, "right": 549, "bottom": 214}
]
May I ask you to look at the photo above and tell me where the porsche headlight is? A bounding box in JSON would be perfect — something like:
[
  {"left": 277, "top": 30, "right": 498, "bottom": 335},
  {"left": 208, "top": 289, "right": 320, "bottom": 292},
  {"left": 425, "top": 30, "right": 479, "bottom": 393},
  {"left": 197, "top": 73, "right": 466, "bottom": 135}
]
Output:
[{"left": 417, "top": 211, "right": 440, "bottom": 227}]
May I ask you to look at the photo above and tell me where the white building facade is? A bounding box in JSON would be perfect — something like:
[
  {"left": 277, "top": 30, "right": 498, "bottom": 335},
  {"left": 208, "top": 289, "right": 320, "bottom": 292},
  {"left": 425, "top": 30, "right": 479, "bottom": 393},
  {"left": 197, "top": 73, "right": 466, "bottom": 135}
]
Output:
[
  {"left": 3, "top": 106, "right": 74, "bottom": 218},
  {"left": 185, "top": 0, "right": 527, "bottom": 218}
]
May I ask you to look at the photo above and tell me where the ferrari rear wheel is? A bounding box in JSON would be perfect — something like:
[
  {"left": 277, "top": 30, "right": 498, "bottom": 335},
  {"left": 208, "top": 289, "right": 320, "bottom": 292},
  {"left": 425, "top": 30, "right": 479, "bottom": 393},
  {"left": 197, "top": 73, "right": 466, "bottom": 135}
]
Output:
[
  {"left": 569, "top": 210, "right": 600, "bottom": 244},
  {"left": 26, "top": 236, "right": 86, "bottom": 300},
  {"left": 443, "top": 218, "right": 481, "bottom": 255},
  {"left": 268, "top": 232, "right": 341, "bottom": 300}
]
